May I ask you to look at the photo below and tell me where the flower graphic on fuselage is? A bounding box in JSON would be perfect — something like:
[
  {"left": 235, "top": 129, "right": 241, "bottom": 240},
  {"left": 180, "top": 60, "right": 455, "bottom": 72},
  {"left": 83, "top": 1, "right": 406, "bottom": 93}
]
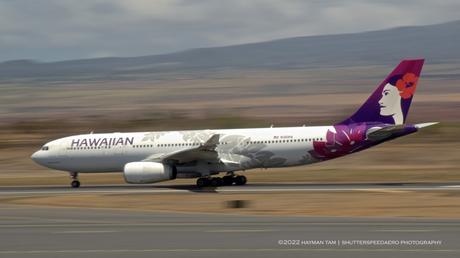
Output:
[{"left": 310, "top": 124, "right": 367, "bottom": 160}]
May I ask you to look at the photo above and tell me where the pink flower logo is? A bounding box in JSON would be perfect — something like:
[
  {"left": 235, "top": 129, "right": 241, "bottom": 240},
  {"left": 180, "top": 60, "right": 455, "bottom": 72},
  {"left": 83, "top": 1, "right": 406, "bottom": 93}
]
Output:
[{"left": 396, "top": 73, "right": 418, "bottom": 99}]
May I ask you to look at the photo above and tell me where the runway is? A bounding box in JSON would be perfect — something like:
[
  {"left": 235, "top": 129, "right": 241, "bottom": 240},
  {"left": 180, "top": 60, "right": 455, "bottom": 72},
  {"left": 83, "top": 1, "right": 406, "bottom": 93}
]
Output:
[
  {"left": 0, "top": 182, "right": 460, "bottom": 195},
  {"left": 0, "top": 205, "right": 459, "bottom": 258},
  {"left": 1, "top": 183, "right": 459, "bottom": 257}
]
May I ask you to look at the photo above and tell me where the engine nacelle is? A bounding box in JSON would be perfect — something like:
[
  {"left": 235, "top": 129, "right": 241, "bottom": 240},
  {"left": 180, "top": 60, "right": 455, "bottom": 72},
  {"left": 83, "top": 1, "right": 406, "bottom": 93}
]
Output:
[{"left": 123, "top": 162, "right": 177, "bottom": 184}]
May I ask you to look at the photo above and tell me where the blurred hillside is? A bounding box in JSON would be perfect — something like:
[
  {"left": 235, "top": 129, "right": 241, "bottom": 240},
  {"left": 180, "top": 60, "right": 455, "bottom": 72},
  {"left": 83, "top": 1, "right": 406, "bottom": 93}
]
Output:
[
  {"left": 0, "top": 20, "right": 460, "bottom": 82},
  {"left": 0, "top": 20, "right": 459, "bottom": 127}
]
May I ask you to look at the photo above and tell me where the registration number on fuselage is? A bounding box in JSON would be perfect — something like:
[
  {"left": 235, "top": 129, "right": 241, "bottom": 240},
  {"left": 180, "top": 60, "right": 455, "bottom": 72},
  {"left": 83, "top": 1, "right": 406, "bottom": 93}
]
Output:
[{"left": 273, "top": 135, "right": 293, "bottom": 139}]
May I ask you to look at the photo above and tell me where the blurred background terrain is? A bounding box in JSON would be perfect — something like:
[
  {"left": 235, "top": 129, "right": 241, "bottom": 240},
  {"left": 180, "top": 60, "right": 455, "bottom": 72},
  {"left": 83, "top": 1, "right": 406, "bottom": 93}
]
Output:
[{"left": 1, "top": 21, "right": 459, "bottom": 186}]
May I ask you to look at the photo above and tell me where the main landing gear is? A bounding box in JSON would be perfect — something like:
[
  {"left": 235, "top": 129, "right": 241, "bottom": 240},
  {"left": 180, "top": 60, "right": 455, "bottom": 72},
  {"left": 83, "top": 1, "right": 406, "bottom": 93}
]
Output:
[
  {"left": 70, "top": 172, "right": 80, "bottom": 188},
  {"left": 196, "top": 174, "right": 247, "bottom": 187}
]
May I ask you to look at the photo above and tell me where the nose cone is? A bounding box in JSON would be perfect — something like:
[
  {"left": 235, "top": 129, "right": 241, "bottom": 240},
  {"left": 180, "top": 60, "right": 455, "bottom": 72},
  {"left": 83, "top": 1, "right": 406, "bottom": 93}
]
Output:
[
  {"left": 31, "top": 151, "right": 45, "bottom": 165},
  {"left": 31, "top": 151, "right": 38, "bottom": 161}
]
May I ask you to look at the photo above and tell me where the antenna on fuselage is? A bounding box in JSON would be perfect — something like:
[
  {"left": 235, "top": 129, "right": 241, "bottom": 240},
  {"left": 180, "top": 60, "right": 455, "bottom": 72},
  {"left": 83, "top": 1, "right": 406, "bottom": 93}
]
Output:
[{"left": 270, "top": 124, "right": 274, "bottom": 128}]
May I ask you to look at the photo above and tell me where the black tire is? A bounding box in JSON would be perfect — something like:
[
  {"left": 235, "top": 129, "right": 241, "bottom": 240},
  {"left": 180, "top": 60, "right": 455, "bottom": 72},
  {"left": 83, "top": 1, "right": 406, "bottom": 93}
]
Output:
[
  {"left": 234, "top": 175, "right": 247, "bottom": 186},
  {"left": 222, "top": 175, "right": 234, "bottom": 186},
  {"left": 210, "top": 177, "right": 223, "bottom": 187},
  {"left": 71, "top": 180, "right": 80, "bottom": 188},
  {"left": 196, "top": 178, "right": 209, "bottom": 187}
]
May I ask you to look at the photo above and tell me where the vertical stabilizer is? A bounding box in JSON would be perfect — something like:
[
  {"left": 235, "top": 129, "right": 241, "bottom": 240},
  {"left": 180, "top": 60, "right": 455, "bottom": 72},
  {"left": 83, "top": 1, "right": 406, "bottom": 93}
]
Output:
[{"left": 339, "top": 59, "right": 424, "bottom": 125}]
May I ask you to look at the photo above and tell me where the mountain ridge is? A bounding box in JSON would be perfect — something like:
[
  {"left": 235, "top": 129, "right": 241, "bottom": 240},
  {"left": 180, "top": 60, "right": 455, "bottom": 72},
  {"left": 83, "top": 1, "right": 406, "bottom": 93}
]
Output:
[{"left": 1, "top": 20, "right": 459, "bottom": 81}]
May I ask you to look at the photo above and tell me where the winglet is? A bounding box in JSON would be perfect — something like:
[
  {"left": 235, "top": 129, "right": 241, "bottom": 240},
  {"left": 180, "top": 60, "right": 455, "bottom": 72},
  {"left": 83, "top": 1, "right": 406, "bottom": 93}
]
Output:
[
  {"left": 200, "top": 134, "right": 220, "bottom": 150},
  {"left": 415, "top": 122, "right": 439, "bottom": 129}
]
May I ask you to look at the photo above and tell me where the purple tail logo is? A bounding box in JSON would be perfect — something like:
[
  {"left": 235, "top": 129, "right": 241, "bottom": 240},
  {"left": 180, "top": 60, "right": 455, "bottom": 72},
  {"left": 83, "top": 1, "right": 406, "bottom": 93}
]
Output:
[{"left": 340, "top": 59, "right": 424, "bottom": 125}]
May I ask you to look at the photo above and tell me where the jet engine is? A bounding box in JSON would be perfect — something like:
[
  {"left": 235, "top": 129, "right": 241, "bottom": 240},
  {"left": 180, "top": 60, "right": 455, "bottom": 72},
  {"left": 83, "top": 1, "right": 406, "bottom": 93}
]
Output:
[{"left": 123, "top": 162, "right": 177, "bottom": 184}]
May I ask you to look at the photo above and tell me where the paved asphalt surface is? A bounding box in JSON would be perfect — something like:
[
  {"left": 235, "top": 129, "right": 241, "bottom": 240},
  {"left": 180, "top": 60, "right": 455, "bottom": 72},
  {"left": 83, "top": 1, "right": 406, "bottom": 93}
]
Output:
[
  {"left": 0, "top": 182, "right": 460, "bottom": 195},
  {"left": 0, "top": 184, "right": 459, "bottom": 257},
  {"left": 0, "top": 206, "right": 458, "bottom": 258}
]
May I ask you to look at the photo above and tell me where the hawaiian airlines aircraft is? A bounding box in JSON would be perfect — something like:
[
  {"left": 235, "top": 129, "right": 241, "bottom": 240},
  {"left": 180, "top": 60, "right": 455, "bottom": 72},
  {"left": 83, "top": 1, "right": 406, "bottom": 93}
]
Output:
[{"left": 32, "top": 59, "right": 437, "bottom": 188}]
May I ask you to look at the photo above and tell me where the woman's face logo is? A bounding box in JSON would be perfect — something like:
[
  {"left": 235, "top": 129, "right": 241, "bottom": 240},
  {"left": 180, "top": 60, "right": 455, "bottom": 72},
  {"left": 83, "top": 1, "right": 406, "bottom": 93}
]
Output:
[
  {"left": 378, "top": 73, "right": 418, "bottom": 125},
  {"left": 378, "top": 83, "right": 403, "bottom": 124},
  {"left": 379, "top": 83, "right": 401, "bottom": 116}
]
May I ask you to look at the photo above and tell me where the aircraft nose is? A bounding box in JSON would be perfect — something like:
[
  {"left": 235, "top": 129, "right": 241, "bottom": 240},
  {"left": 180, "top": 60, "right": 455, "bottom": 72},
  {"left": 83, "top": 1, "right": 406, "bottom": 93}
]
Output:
[{"left": 31, "top": 151, "right": 44, "bottom": 164}]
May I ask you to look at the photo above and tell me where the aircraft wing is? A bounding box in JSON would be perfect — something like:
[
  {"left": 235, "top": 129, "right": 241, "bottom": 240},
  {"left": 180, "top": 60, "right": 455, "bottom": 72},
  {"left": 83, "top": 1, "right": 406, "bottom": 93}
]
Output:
[{"left": 143, "top": 134, "right": 221, "bottom": 163}]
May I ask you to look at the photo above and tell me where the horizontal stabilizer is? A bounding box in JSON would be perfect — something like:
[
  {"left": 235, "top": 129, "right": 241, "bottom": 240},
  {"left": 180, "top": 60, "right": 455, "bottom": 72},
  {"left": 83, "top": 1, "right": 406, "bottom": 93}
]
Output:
[
  {"left": 415, "top": 122, "right": 439, "bottom": 129},
  {"left": 366, "top": 125, "right": 406, "bottom": 141}
]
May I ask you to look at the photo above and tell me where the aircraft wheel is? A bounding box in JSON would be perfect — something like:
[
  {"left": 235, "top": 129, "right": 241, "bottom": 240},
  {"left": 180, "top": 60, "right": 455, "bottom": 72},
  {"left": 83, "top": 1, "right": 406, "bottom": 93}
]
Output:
[
  {"left": 222, "top": 175, "right": 234, "bottom": 186},
  {"left": 234, "top": 175, "right": 247, "bottom": 185},
  {"left": 69, "top": 172, "right": 80, "bottom": 188},
  {"left": 196, "top": 177, "right": 210, "bottom": 188},
  {"left": 210, "top": 177, "right": 223, "bottom": 187},
  {"left": 71, "top": 180, "right": 80, "bottom": 188}
]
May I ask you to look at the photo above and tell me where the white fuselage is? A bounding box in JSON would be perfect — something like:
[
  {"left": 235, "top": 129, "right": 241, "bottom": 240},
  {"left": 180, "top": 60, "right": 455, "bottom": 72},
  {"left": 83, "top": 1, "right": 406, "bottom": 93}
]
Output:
[{"left": 31, "top": 126, "right": 331, "bottom": 177}]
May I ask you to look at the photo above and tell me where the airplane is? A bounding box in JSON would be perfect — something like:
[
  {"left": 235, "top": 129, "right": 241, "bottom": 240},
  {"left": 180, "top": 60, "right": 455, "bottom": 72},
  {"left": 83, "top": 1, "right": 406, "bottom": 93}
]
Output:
[{"left": 31, "top": 59, "right": 437, "bottom": 188}]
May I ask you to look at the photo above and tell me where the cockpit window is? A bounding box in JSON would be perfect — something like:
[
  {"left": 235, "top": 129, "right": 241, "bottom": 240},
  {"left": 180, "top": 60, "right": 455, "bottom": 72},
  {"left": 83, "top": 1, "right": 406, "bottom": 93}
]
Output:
[{"left": 41, "top": 146, "right": 49, "bottom": 151}]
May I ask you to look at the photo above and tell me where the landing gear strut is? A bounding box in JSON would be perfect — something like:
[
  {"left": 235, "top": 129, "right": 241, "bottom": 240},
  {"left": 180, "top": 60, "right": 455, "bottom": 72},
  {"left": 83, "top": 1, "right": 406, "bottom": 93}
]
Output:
[
  {"left": 70, "top": 172, "right": 80, "bottom": 188},
  {"left": 196, "top": 174, "right": 247, "bottom": 187}
]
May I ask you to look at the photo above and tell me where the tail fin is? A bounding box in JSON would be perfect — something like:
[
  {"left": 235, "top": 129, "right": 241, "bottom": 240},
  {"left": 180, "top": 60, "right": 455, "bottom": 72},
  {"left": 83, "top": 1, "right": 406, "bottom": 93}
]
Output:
[{"left": 339, "top": 59, "right": 424, "bottom": 125}]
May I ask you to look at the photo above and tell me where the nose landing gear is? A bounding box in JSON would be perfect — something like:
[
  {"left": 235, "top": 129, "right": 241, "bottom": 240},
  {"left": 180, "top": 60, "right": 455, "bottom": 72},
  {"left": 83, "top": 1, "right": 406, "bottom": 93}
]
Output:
[{"left": 70, "top": 172, "right": 80, "bottom": 188}]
